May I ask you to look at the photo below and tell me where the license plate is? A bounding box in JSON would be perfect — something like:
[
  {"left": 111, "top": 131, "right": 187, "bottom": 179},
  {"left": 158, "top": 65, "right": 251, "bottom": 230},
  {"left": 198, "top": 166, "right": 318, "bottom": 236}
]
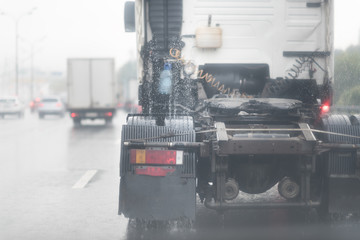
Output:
[{"left": 86, "top": 112, "right": 98, "bottom": 117}]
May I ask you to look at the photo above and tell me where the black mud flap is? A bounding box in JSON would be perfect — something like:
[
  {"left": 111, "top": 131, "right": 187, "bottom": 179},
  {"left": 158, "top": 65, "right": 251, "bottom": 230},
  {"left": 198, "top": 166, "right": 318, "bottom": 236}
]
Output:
[
  {"left": 119, "top": 174, "right": 196, "bottom": 221},
  {"left": 329, "top": 177, "right": 360, "bottom": 214},
  {"left": 119, "top": 116, "right": 196, "bottom": 220}
]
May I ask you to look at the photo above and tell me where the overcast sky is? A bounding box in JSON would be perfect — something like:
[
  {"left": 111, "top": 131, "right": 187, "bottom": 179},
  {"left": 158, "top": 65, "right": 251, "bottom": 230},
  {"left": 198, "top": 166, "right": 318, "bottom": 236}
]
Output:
[
  {"left": 0, "top": 0, "right": 136, "bottom": 73},
  {"left": 0, "top": 0, "right": 358, "bottom": 73}
]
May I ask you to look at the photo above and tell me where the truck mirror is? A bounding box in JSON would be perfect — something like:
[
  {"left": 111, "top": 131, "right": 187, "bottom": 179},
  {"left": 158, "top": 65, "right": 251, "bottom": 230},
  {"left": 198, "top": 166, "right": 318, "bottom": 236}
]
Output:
[{"left": 124, "top": 2, "right": 135, "bottom": 32}]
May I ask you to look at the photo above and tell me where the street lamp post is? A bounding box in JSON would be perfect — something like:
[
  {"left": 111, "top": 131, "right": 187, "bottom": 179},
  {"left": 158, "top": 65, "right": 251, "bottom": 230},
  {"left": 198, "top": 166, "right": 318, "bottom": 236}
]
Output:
[
  {"left": 1, "top": 7, "right": 36, "bottom": 96},
  {"left": 26, "top": 36, "right": 46, "bottom": 101}
]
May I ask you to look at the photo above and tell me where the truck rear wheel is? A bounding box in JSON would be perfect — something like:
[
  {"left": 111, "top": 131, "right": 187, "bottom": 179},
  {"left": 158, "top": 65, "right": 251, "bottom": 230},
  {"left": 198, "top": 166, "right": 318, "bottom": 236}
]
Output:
[{"left": 319, "top": 114, "right": 360, "bottom": 221}]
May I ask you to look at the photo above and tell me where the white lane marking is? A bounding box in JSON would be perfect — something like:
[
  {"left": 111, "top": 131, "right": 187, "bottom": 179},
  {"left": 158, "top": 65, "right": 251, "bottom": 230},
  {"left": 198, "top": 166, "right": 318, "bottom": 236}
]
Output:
[{"left": 72, "top": 170, "right": 98, "bottom": 189}]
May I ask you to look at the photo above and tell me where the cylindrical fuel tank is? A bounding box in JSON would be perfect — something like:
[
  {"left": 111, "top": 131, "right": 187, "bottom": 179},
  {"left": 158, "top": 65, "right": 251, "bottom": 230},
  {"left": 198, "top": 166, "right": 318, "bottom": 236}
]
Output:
[{"left": 199, "top": 64, "right": 269, "bottom": 97}]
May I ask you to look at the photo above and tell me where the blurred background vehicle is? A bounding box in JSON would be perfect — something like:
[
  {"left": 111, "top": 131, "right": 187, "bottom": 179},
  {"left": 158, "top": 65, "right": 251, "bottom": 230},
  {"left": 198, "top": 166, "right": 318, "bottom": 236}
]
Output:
[
  {"left": 67, "top": 58, "right": 117, "bottom": 125},
  {"left": 37, "top": 96, "right": 65, "bottom": 119},
  {"left": 0, "top": 96, "right": 25, "bottom": 118},
  {"left": 29, "top": 97, "right": 41, "bottom": 113}
]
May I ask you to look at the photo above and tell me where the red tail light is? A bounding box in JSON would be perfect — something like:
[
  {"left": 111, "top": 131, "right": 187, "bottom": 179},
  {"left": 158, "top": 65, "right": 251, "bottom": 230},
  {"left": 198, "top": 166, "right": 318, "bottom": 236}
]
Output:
[
  {"left": 29, "top": 101, "right": 34, "bottom": 107},
  {"left": 71, "top": 113, "right": 78, "bottom": 118},
  {"left": 135, "top": 166, "right": 175, "bottom": 176},
  {"left": 137, "top": 106, "right": 142, "bottom": 113},
  {"left": 105, "top": 112, "right": 113, "bottom": 117},
  {"left": 130, "top": 149, "right": 183, "bottom": 165},
  {"left": 38, "top": 103, "right": 44, "bottom": 107},
  {"left": 56, "top": 102, "right": 62, "bottom": 107},
  {"left": 321, "top": 103, "right": 330, "bottom": 114}
]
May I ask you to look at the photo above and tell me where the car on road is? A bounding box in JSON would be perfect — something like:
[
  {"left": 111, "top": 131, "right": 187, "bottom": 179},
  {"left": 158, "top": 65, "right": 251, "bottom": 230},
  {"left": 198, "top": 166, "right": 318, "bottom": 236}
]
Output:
[
  {"left": 38, "top": 97, "right": 66, "bottom": 119},
  {"left": 0, "top": 96, "right": 25, "bottom": 118}
]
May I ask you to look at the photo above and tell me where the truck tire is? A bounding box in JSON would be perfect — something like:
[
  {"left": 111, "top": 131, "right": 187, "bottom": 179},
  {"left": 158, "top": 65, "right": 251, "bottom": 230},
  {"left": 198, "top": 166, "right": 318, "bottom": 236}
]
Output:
[
  {"left": 164, "top": 116, "right": 194, "bottom": 131},
  {"left": 127, "top": 116, "right": 194, "bottom": 131},
  {"left": 319, "top": 114, "right": 360, "bottom": 221},
  {"left": 127, "top": 116, "right": 156, "bottom": 126}
]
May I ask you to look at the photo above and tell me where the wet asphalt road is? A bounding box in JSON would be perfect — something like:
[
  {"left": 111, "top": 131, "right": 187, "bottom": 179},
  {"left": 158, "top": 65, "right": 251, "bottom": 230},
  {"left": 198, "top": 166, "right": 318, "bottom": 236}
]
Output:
[
  {"left": 0, "top": 110, "right": 128, "bottom": 240},
  {"left": 1, "top": 110, "right": 360, "bottom": 240}
]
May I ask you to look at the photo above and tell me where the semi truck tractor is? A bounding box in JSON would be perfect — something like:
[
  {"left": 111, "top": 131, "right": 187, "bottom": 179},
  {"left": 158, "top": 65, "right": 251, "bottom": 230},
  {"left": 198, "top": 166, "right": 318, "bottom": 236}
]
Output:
[
  {"left": 119, "top": 0, "right": 360, "bottom": 224},
  {"left": 67, "top": 58, "right": 116, "bottom": 125}
]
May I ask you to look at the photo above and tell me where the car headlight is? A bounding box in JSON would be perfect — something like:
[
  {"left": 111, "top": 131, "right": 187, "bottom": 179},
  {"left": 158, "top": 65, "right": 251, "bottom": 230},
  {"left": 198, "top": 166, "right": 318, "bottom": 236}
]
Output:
[{"left": 183, "top": 62, "right": 196, "bottom": 76}]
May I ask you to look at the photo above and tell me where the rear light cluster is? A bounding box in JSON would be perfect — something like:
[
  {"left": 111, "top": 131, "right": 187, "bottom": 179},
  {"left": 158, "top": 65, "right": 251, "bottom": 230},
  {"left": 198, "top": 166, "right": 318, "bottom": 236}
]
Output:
[
  {"left": 70, "top": 112, "right": 112, "bottom": 118},
  {"left": 130, "top": 149, "right": 183, "bottom": 177},
  {"left": 320, "top": 103, "right": 330, "bottom": 114},
  {"left": 130, "top": 149, "right": 183, "bottom": 165},
  {"left": 56, "top": 103, "right": 62, "bottom": 107}
]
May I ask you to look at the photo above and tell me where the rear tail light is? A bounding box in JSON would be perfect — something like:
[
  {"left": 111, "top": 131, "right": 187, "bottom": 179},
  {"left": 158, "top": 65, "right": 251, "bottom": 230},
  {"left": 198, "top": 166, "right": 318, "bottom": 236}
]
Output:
[
  {"left": 29, "top": 101, "right": 34, "bottom": 107},
  {"left": 320, "top": 103, "right": 330, "bottom": 114},
  {"left": 135, "top": 166, "right": 175, "bottom": 177},
  {"left": 38, "top": 103, "right": 44, "bottom": 107},
  {"left": 71, "top": 113, "right": 78, "bottom": 118},
  {"left": 130, "top": 149, "right": 183, "bottom": 165},
  {"left": 105, "top": 112, "right": 113, "bottom": 117},
  {"left": 56, "top": 102, "right": 62, "bottom": 107},
  {"left": 137, "top": 106, "right": 142, "bottom": 113}
]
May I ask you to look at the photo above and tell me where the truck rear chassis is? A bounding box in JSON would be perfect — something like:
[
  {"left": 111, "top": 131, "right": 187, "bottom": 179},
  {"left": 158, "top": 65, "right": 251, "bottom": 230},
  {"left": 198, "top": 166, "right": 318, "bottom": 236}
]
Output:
[{"left": 119, "top": 115, "right": 360, "bottom": 221}]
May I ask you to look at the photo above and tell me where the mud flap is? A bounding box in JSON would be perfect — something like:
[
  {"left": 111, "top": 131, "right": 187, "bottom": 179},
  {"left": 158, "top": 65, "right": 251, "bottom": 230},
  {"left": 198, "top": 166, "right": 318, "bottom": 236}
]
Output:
[
  {"left": 119, "top": 116, "right": 196, "bottom": 220},
  {"left": 119, "top": 174, "right": 196, "bottom": 221},
  {"left": 329, "top": 177, "right": 360, "bottom": 214}
]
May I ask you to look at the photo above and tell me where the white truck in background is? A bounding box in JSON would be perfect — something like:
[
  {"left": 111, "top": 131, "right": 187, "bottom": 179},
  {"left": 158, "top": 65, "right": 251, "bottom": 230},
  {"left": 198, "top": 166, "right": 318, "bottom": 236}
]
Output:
[{"left": 67, "top": 58, "right": 117, "bottom": 125}]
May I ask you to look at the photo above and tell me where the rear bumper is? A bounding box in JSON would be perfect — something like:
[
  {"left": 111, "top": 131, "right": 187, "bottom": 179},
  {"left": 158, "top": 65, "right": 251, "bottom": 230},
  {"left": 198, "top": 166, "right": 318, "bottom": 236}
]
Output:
[
  {"left": 68, "top": 108, "right": 115, "bottom": 119},
  {"left": 39, "top": 110, "right": 64, "bottom": 114},
  {"left": 119, "top": 174, "right": 196, "bottom": 221}
]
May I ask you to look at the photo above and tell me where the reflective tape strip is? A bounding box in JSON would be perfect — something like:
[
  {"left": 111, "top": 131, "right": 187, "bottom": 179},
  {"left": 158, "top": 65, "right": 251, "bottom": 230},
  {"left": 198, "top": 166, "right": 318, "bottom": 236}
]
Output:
[{"left": 176, "top": 151, "right": 183, "bottom": 165}]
